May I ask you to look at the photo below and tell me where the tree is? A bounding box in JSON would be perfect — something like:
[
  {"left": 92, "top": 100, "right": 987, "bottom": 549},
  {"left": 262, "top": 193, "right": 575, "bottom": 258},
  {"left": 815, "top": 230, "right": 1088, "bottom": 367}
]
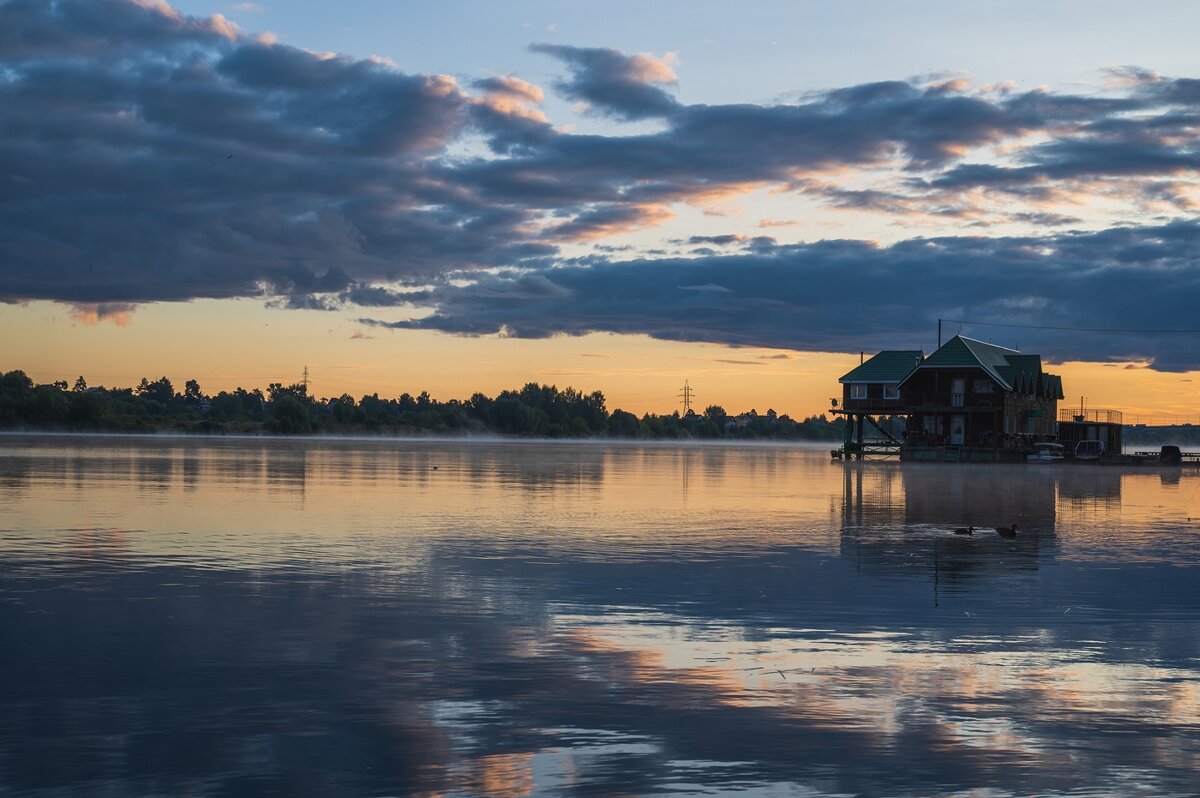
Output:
[
  {"left": 72, "top": 376, "right": 88, "bottom": 392},
  {"left": 489, "top": 396, "right": 543, "bottom": 435},
  {"left": 67, "top": 390, "right": 105, "bottom": 427},
  {"left": 269, "top": 394, "right": 311, "bottom": 434},
  {"left": 329, "top": 393, "right": 356, "bottom": 423},
  {"left": 608, "top": 409, "right": 640, "bottom": 437},
  {"left": 136, "top": 376, "right": 174, "bottom": 404},
  {"left": 184, "top": 379, "right": 204, "bottom": 402},
  {"left": 0, "top": 371, "right": 35, "bottom": 427},
  {"left": 209, "top": 391, "right": 244, "bottom": 421}
]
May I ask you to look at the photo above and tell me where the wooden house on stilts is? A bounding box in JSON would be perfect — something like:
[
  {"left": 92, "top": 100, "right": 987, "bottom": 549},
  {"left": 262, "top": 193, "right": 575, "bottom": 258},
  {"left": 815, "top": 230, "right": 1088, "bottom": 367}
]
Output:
[{"left": 834, "top": 335, "right": 1066, "bottom": 462}]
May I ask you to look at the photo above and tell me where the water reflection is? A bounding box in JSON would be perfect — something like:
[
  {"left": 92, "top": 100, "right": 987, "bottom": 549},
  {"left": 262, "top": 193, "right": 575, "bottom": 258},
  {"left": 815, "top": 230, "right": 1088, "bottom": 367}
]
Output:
[{"left": 1, "top": 435, "right": 1199, "bottom": 796}]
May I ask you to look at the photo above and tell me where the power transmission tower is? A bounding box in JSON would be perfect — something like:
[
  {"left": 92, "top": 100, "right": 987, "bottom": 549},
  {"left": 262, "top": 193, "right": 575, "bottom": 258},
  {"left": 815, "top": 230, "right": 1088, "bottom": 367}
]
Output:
[{"left": 678, "top": 380, "right": 695, "bottom": 414}]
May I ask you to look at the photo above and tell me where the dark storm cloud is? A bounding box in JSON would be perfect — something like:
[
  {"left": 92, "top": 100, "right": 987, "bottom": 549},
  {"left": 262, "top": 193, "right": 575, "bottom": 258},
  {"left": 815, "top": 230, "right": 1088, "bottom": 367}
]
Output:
[
  {"left": 4, "top": 0, "right": 1200, "bottom": 371},
  {"left": 363, "top": 221, "right": 1200, "bottom": 371},
  {"left": 0, "top": 0, "right": 502, "bottom": 306}
]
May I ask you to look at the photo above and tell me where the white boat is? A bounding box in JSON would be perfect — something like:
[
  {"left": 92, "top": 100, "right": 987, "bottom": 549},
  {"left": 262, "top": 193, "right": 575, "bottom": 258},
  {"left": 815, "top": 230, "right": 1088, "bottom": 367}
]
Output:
[
  {"left": 1027, "top": 442, "right": 1065, "bottom": 463},
  {"left": 1074, "top": 440, "right": 1106, "bottom": 461}
]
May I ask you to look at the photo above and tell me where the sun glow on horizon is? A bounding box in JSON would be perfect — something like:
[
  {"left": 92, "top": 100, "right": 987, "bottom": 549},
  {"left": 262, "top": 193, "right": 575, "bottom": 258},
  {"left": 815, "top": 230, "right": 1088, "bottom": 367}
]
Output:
[{"left": 4, "top": 300, "right": 1198, "bottom": 423}]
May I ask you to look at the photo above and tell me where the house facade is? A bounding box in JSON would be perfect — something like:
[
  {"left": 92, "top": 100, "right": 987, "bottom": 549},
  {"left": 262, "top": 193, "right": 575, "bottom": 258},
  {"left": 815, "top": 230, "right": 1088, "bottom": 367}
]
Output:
[
  {"left": 895, "top": 336, "right": 1063, "bottom": 448},
  {"left": 834, "top": 336, "right": 1064, "bottom": 459},
  {"left": 837, "top": 350, "right": 924, "bottom": 412}
]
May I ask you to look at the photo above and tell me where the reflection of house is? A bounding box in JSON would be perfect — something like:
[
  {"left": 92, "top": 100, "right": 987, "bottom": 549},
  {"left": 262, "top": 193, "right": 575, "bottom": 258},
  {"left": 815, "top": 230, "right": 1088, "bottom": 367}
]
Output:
[
  {"left": 838, "top": 460, "right": 1059, "bottom": 589},
  {"left": 834, "top": 335, "right": 1064, "bottom": 462}
]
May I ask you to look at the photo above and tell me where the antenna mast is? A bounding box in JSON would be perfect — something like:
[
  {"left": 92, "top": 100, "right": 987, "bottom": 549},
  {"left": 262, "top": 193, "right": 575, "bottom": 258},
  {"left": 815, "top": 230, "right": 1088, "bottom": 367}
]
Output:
[
  {"left": 678, "top": 380, "right": 695, "bottom": 414},
  {"left": 301, "top": 365, "right": 310, "bottom": 395}
]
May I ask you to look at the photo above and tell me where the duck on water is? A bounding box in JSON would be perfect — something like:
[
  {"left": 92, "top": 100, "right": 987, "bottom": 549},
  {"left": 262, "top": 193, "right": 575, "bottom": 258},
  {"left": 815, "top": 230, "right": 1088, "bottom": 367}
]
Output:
[{"left": 951, "top": 525, "right": 1018, "bottom": 537}]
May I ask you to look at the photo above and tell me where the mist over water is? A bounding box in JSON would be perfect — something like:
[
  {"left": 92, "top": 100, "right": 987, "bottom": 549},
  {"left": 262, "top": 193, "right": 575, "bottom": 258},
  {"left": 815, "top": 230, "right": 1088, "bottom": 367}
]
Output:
[{"left": 2, "top": 435, "right": 1199, "bottom": 797}]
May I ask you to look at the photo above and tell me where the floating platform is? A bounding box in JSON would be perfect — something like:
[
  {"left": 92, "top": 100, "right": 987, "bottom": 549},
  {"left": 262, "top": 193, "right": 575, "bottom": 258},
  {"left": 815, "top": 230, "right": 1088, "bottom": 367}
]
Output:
[{"left": 830, "top": 444, "right": 1200, "bottom": 466}]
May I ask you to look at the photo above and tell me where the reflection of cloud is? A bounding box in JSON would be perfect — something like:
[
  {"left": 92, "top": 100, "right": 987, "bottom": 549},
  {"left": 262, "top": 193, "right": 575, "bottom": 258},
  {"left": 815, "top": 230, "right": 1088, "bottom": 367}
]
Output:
[
  {"left": 466, "top": 753, "right": 534, "bottom": 798},
  {"left": 6, "top": 439, "right": 1200, "bottom": 797}
]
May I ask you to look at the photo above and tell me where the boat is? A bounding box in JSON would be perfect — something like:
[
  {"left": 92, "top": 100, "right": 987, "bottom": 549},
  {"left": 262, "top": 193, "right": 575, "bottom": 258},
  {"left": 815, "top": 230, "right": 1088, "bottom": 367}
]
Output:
[
  {"left": 1026, "top": 442, "right": 1065, "bottom": 463},
  {"left": 1073, "top": 440, "right": 1106, "bottom": 461}
]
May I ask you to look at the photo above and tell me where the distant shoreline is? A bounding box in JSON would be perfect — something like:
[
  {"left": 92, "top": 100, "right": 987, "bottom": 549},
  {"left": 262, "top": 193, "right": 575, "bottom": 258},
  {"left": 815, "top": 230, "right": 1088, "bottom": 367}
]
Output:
[
  {"left": 0, "top": 370, "right": 846, "bottom": 443},
  {"left": 0, "top": 429, "right": 839, "bottom": 449}
]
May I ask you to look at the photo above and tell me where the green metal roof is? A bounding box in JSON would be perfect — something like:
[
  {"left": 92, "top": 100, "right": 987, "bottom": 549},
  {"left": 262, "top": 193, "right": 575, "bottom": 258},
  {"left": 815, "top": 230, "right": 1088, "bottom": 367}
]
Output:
[
  {"left": 917, "top": 337, "right": 1016, "bottom": 387},
  {"left": 1042, "top": 373, "right": 1065, "bottom": 400},
  {"left": 897, "top": 335, "right": 1064, "bottom": 398},
  {"left": 839, "top": 350, "right": 924, "bottom": 383}
]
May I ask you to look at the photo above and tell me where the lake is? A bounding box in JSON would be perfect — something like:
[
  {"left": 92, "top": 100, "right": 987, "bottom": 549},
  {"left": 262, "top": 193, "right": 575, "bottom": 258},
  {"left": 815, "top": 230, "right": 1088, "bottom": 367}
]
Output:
[{"left": 2, "top": 434, "right": 1199, "bottom": 797}]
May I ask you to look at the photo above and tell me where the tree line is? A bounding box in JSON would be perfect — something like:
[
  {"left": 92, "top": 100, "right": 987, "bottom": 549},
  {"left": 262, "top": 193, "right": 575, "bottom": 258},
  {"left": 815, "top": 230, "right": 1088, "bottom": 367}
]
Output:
[{"left": 0, "top": 370, "right": 846, "bottom": 441}]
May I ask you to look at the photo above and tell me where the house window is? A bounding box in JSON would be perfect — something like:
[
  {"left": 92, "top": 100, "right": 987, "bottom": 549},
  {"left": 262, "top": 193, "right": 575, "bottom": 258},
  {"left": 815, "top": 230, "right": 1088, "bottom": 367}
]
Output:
[
  {"left": 883, "top": 384, "right": 900, "bottom": 400},
  {"left": 973, "top": 380, "right": 993, "bottom": 393},
  {"left": 850, "top": 384, "right": 867, "bottom": 400}
]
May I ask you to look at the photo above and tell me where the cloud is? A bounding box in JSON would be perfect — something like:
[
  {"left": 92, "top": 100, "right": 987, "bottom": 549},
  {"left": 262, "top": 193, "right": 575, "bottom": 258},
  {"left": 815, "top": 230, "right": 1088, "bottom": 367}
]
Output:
[
  {"left": 676, "top": 234, "right": 776, "bottom": 248},
  {"left": 340, "top": 283, "right": 430, "bottom": 307},
  {"left": 362, "top": 220, "right": 1200, "bottom": 371},
  {"left": 471, "top": 75, "right": 549, "bottom": 126},
  {"left": 543, "top": 203, "right": 674, "bottom": 241},
  {"left": 0, "top": 0, "right": 239, "bottom": 60},
  {"left": 69, "top": 302, "right": 137, "bottom": 326},
  {"left": 4, "top": 0, "right": 1200, "bottom": 374},
  {"left": 530, "top": 43, "right": 678, "bottom": 120}
]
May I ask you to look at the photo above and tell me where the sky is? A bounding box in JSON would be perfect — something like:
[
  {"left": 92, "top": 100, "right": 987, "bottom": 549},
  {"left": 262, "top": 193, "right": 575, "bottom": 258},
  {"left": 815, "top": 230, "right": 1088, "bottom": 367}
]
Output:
[{"left": 3, "top": 0, "right": 1200, "bottom": 419}]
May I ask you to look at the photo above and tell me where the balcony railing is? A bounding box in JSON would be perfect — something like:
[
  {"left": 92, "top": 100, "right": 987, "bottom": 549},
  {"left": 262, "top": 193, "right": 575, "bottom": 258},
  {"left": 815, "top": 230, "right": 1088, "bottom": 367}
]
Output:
[
  {"left": 837, "top": 392, "right": 1004, "bottom": 412},
  {"left": 1059, "top": 408, "right": 1123, "bottom": 424}
]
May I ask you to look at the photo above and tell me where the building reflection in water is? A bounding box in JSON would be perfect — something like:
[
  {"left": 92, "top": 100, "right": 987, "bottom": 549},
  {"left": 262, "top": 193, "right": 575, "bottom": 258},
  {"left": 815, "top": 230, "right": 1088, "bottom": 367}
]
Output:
[{"left": 838, "top": 463, "right": 1135, "bottom": 599}]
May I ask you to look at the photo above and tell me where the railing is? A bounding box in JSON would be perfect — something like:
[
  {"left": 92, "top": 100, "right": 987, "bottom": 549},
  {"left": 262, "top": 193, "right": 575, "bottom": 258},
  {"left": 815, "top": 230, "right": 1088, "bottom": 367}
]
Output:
[
  {"left": 1059, "top": 408, "right": 1123, "bottom": 424},
  {"left": 837, "top": 393, "right": 1002, "bottom": 412},
  {"left": 833, "top": 439, "right": 902, "bottom": 460}
]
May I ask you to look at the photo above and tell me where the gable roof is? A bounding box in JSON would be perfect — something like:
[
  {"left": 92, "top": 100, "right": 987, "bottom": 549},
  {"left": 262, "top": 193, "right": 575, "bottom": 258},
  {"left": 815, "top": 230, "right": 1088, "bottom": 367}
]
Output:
[
  {"left": 839, "top": 350, "right": 924, "bottom": 383},
  {"left": 897, "top": 335, "right": 1063, "bottom": 398}
]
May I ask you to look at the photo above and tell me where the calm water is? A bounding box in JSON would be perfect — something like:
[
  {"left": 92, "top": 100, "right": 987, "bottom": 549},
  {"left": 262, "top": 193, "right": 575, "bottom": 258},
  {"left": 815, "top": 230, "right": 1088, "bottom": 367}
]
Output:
[{"left": 2, "top": 434, "right": 1200, "bottom": 797}]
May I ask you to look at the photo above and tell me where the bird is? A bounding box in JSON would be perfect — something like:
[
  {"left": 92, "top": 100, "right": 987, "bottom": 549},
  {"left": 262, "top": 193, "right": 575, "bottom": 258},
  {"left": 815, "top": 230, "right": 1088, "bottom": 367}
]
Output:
[
  {"left": 226, "top": 153, "right": 234, "bottom": 159},
  {"left": 996, "top": 524, "right": 1018, "bottom": 538},
  {"left": 953, "top": 526, "right": 974, "bottom": 535}
]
